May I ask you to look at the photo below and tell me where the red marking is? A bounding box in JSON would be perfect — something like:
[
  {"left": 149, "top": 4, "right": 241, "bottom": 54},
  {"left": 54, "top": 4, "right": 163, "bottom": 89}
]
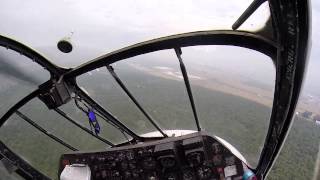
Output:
[
  {"left": 217, "top": 167, "right": 223, "bottom": 173},
  {"left": 62, "top": 159, "right": 70, "bottom": 167}
]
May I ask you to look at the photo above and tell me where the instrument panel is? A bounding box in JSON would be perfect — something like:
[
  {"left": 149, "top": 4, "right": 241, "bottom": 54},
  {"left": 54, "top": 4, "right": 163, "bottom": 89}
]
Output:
[{"left": 59, "top": 132, "right": 250, "bottom": 180}]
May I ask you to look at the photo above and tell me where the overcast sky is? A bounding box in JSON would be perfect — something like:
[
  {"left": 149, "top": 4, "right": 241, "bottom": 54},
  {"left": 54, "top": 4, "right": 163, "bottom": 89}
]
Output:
[{"left": 0, "top": 0, "right": 319, "bottom": 97}]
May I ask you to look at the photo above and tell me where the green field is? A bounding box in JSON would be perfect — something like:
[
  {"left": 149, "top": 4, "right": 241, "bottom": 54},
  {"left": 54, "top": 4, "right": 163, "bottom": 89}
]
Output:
[{"left": 0, "top": 66, "right": 319, "bottom": 179}]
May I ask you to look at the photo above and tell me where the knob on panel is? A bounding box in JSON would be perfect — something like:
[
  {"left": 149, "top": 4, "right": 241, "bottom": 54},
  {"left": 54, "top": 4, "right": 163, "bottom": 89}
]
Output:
[
  {"left": 164, "top": 172, "right": 179, "bottom": 180},
  {"left": 197, "top": 166, "right": 212, "bottom": 180},
  {"left": 182, "top": 168, "right": 196, "bottom": 180},
  {"left": 145, "top": 172, "right": 159, "bottom": 180},
  {"left": 186, "top": 151, "right": 204, "bottom": 167}
]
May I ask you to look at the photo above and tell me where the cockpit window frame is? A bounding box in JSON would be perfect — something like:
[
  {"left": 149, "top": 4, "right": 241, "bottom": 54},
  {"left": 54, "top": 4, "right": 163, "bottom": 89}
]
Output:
[{"left": 0, "top": 0, "right": 310, "bottom": 179}]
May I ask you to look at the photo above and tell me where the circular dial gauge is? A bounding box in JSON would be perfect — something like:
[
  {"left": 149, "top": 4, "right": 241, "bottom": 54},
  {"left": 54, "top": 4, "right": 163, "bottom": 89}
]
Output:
[
  {"left": 142, "top": 157, "right": 157, "bottom": 169},
  {"left": 182, "top": 169, "right": 196, "bottom": 180},
  {"left": 187, "top": 151, "right": 204, "bottom": 167},
  {"left": 159, "top": 157, "right": 176, "bottom": 168}
]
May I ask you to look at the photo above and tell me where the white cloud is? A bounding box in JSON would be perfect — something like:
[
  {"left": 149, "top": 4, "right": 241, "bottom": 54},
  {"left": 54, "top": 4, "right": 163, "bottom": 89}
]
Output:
[{"left": 0, "top": 0, "right": 318, "bottom": 95}]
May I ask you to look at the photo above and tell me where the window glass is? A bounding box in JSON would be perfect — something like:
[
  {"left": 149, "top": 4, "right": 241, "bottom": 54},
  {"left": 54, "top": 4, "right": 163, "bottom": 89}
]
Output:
[
  {"left": 78, "top": 45, "right": 275, "bottom": 167},
  {"left": 0, "top": 0, "right": 270, "bottom": 67},
  {"left": 182, "top": 45, "right": 275, "bottom": 167},
  {"left": 0, "top": 47, "right": 50, "bottom": 117},
  {"left": 77, "top": 49, "right": 197, "bottom": 135}
]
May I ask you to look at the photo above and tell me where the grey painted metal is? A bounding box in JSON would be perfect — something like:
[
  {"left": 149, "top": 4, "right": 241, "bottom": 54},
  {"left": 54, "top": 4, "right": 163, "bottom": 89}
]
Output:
[
  {"left": 64, "top": 30, "right": 277, "bottom": 79},
  {"left": 15, "top": 111, "right": 78, "bottom": 151},
  {"left": 74, "top": 85, "right": 144, "bottom": 141},
  {"left": 54, "top": 108, "right": 115, "bottom": 147},
  {"left": 174, "top": 48, "right": 201, "bottom": 132},
  {"left": 232, "top": 0, "right": 267, "bottom": 30},
  {"left": 106, "top": 65, "right": 168, "bottom": 137}
]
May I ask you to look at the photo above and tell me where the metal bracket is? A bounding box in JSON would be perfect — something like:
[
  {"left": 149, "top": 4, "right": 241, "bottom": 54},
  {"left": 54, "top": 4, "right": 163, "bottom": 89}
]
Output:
[{"left": 38, "top": 78, "right": 72, "bottom": 109}]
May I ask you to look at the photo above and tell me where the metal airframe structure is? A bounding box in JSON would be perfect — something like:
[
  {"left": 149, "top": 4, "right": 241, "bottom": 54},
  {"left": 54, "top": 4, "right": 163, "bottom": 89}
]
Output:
[{"left": 0, "top": 0, "right": 310, "bottom": 179}]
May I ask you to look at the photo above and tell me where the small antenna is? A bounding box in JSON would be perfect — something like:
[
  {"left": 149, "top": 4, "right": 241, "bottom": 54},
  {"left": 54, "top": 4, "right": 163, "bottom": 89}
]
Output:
[{"left": 232, "top": 0, "right": 266, "bottom": 30}]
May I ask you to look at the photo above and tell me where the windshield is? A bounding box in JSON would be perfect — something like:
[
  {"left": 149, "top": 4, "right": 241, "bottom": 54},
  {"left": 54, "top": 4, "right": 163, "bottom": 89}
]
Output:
[
  {"left": 0, "top": 1, "right": 318, "bottom": 180},
  {"left": 0, "top": 0, "right": 269, "bottom": 68},
  {"left": 77, "top": 46, "right": 275, "bottom": 167}
]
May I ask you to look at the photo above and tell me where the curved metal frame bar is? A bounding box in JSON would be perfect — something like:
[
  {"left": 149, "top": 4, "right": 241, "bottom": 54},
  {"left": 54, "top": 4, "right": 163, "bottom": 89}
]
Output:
[
  {"left": 0, "top": 34, "right": 63, "bottom": 77},
  {"left": 256, "top": 0, "right": 310, "bottom": 178},
  {"left": 65, "top": 30, "right": 277, "bottom": 79},
  {"left": 0, "top": 89, "right": 39, "bottom": 127}
]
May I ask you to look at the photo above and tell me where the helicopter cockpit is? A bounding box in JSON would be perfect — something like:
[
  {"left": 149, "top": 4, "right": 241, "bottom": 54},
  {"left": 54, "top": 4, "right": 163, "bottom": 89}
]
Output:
[{"left": 0, "top": 0, "right": 310, "bottom": 179}]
